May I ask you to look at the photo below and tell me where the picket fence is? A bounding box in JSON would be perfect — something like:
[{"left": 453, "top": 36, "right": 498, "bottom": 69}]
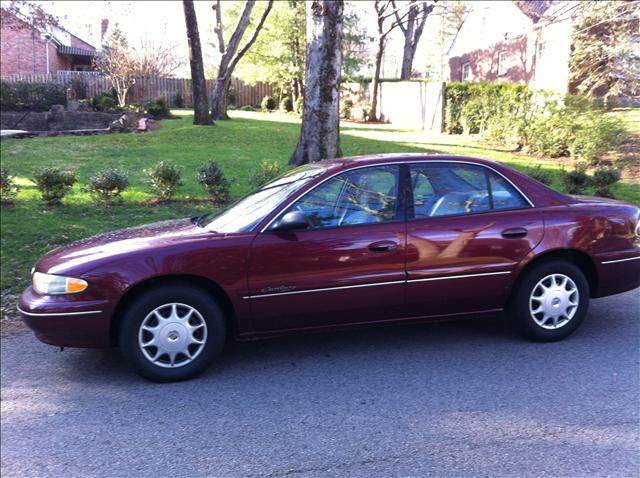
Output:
[{"left": 0, "top": 71, "right": 273, "bottom": 108}]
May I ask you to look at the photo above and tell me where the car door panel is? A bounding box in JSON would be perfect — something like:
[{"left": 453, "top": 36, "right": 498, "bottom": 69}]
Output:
[
  {"left": 403, "top": 162, "right": 544, "bottom": 318},
  {"left": 248, "top": 224, "right": 406, "bottom": 330},
  {"left": 247, "top": 164, "right": 407, "bottom": 331},
  {"left": 404, "top": 209, "right": 544, "bottom": 317}
]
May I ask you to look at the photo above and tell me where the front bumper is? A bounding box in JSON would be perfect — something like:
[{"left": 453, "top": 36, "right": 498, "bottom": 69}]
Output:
[{"left": 18, "top": 286, "right": 114, "bottom": 348}]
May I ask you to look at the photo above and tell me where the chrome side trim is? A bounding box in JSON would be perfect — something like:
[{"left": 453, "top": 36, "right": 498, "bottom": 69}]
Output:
[
  {"left": 259, "top": 159, "right": 535, "bottom": 233},
  {"left": 406, "top": 270, "right": 512, "bottom": 283},
  {"left": 601, "top": 256, "right": 640, "bottom": 265},
  {"left": 243, "top": 270, "right": 512, "bottom": 299},
  {"left": 242, "top": 280, "right": 405, "bottom": 299},
  {"left": 16, "top": 306, "right": 103, "bottom": 317}
]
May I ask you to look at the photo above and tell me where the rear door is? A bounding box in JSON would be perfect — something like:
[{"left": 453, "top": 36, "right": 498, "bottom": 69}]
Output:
[
  {"left": 404, "top": 162, "right": 544, "bottom": 318},
  {"left": 248, "top": 165, "right": 407, "bottom": 331}
]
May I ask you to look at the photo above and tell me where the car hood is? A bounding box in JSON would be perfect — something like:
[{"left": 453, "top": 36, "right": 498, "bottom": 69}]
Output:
[{"left": 37, "top": 218, "right": 214, "bottom": 274}]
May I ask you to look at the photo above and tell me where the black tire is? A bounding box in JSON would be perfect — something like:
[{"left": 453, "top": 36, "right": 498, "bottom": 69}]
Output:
[
  {"left": 118, "top": 283, "right": 226, "bottom": 382},
  {"left": 508, "top": 259, "right": 590, "bottom": 342}
]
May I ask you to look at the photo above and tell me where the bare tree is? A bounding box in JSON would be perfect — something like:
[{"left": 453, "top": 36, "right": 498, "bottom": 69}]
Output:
[
  {"left": 210, "top": 0, "right": 274, "bottom": 120},
  {"left": 94, "top": 27, "right": 137, "bottom": 108},
  {"left": 183, "top": 0, "right": 212, "bottom": 125},
  {"left": 0, "top": 0, "right": 58, "bottom": 31},
  {"left": 290, "top": 0, "right": 344, "bottom": 166},
  {"left": 370, "top": 1, "right": 391, "bottom": 122},
  {"left": 134, "top": 38, "right": 184, "bottom": 78},
  {"left": 370, "top": 1, "right": 435, "bottom": 120},
  {"left": 393, "top": 0, "right": 435, "bottom": 80}
]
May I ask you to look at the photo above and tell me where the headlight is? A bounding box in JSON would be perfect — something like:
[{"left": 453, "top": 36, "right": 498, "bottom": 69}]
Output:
[{"left": 33, "top": 272, "right": 88, "bottom": 295}]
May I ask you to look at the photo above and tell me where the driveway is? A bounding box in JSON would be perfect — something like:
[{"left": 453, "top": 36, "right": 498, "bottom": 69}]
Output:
[{"left": 1, "top": 290, "right": 639, "bottom": 477}]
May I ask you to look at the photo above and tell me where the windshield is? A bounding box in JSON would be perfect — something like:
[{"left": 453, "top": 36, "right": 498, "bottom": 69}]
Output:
[{"left": 201, "top": 165, "right": 325, "bottom": 233}]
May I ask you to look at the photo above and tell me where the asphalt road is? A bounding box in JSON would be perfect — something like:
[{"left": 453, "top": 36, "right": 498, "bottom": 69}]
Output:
[{"left": 1, "top": 290, "right": 639, "bottom": 478}]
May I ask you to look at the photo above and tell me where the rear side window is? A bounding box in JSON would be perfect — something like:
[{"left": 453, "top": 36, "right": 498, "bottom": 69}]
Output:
[{"left": 410, "top": 163, "right": 529, "bottom": 218}]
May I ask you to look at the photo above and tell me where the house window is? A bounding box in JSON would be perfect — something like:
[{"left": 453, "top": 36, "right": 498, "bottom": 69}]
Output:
[
  {"left": 461, "top": 62, "right": 471, "bottom": 81},
  {"left": 497, "top": 50, "right": 507, "bottom": 76}
]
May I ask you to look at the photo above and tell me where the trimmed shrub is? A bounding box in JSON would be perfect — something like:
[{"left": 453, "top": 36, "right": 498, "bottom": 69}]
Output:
[
  {"left": 92, "top": 90, "right": 118, "bottom": 112},
  {"left": 83, "top": 169, "right": 129, "bottom": 203},
  {"left": 0, "top": 80, "right": 67, "bottom": 111},
  {"left": 592, "top": 166, "right": 621, "bottom": 198},
  {"left": 279, "top": 96, "right": 293, "bottom": 112},
  {"left": 340, "top": 99, "right": 354, "bottom": 119},
  {"left": 569, "top": 113, "right": 625, "bottom": 163},
  {"left": 196, "top": 161, "right": 231, "bottom": 204},
  {"left": 33, "top": 167, "right": 77, "bottom": 205},
  {"left": 524, "top": 164, "right": 554, "bottom": 186},
  {"left": 240, "top": 105, "right": 255, "bottom": 111},
  {"left": 561, "top": 163, "right": 590, "bottom": 195},
  {"left": 294, "top": 97, "right": 304, "bottom": 116},
  {"left": 250, "top": 161, "right": 283, "bottom": 188},
  {"left": 261, "top": 95, "right": 276, "bottom": 111},
  {"left": 145, "top": 97, "right": 170, "bottom": 117},
  {"left": 172, "top": 92, "right": 184, "bottom": 108},
  {"left": 0, "top": 167, "right": 20, "bottom": 202},
  {"left": 145, "top": 161, "right": 182, "bottom": 200}
]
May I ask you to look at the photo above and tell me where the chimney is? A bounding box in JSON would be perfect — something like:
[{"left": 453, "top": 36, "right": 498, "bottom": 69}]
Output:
[{"left": 100, "top": 18, "right": 109, "bottom": 43}]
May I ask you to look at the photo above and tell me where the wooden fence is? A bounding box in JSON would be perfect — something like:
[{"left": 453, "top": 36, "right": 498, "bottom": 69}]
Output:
[{"left": 0, "top": 71, "right": 273, "bottom": 108}]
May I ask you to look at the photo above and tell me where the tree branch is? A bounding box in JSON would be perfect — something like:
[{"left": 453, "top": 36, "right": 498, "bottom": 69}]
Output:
[
  {"left": 390, "top": 0, "right": 407, "bottom": 33},
  {"left": 228, "top": 0, "right": 274, "bottom": 74},
  {"left": 212, "top": 0, "right": 225, "bottom": 54}
]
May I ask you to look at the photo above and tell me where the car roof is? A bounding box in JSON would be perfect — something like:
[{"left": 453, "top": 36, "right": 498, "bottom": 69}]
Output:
[{"left": 315, "top": 153, "right": 504, "bottom": 173}]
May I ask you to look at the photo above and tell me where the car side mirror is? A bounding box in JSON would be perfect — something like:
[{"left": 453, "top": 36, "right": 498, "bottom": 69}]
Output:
[{"left": 272, "top": 210, "right": 309, "bottom": 232}]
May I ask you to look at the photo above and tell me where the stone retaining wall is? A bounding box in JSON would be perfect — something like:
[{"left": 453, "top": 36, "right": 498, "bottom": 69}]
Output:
[{"left": 1, "top": 107, "right": 121, "bottom": 132}]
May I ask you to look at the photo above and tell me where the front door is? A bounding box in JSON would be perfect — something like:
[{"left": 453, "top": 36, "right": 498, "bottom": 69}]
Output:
[
  {"left": 404, "top": 162, "right": 544, "bottom": 318},
  {"left": 248, "top": 165, "right": 407, "bottom": 331}
]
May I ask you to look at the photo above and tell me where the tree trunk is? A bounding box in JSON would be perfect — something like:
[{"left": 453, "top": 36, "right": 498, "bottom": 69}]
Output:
[
  {"left": 290, "top": 0, "right": 344, "bottom": 166},
  {"left": 211, "top": 0, "right": 273, "bottom": 120},
  {"left": 399, "top": 12, "right": 416, "bottom": 80},
  {"left": 370, "top": 36, "right": 384, "bottom": 122},
  {"left": 398, "top": 1, "right": 432, "bottom": 80},
  {"left": 211, "top": 71, "right": 233, "bottom": 121},
  {"left": 183, "top": 0, "right": 212, "bottom": 125}
]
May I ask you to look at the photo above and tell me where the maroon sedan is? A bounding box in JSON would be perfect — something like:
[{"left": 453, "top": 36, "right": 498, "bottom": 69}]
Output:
[{"left": 19, "top": 154, "right": 640, "bottom": 381}]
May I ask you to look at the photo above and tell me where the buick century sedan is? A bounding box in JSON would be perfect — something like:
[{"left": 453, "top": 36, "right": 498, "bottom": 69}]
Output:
[{"left": 19, "top": 154, "right": 640, "bottom": 381}]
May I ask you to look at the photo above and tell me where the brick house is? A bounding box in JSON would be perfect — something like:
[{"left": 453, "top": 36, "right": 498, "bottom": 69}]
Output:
[
  {"left": 447, "top": 1, "right": 575, "bottom": 95},
  {"left": 0, "top": 9, "right": 103, "bottom": 76}
]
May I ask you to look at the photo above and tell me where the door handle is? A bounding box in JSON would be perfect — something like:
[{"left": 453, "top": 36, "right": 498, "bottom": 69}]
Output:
[
  {"left": 501, "top": 227, "right": 528, "bottom": 239},
  {"left": 368, "top": 240, "right": 398, "bottom": 252}
]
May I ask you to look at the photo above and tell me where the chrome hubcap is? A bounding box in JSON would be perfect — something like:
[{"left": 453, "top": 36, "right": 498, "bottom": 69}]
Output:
[
  {"left": 138, "top": 303, "right": 207, "bottom": 368},
  {"left": 529, "top": 274, "right": 579, "bottom": 330}
]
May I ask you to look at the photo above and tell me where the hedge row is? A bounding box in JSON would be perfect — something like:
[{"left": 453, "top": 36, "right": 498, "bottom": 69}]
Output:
[
  {"left": 444, "top": 82, "right": 626, "bottom": 164},
  {"left": 0, "top": 80, "right": 67, "bottom": 112}
]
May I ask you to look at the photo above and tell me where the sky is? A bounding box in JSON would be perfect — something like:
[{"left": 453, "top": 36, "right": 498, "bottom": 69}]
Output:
[{"left": 14, "top": 0, "right": 454, "bottom": 80}]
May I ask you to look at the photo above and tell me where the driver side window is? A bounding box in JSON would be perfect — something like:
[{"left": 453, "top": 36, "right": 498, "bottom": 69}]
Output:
[{"left": 285, "top": 165, "right": 400, "bottom": 229}]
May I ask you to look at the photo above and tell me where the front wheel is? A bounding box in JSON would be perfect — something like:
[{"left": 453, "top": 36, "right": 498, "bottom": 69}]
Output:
[
  {"left": 118, "top": 284, "right": 226, "bottom": 382},
  {"left": 508, "top": 260, "right": 590, "bottom": 342}
]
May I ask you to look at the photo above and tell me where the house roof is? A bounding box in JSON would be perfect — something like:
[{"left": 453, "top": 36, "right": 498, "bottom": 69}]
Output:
[
  {"left": 512, "top": 0, "right": 553, "bottom": 23},
  {"left": 1, "top": 7, "right": 96, "bottom": 50}
]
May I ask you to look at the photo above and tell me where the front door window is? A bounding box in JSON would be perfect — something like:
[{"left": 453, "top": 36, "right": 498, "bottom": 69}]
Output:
[{"left": 275, "top": 165, "right": 400, "bottom": 229}]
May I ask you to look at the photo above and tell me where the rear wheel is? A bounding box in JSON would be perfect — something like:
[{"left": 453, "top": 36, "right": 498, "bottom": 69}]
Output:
[
  {"left": 118, "top": 284, "right": 225, "bottom": 382},
  {"left": 508, "top": 260, "right": 590, "bottom": 341}
]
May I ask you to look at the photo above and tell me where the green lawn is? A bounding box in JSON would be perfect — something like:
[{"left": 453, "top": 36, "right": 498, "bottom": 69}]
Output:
[{"left": 1, "top": 110, "right": 639, "bottom": 320}]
